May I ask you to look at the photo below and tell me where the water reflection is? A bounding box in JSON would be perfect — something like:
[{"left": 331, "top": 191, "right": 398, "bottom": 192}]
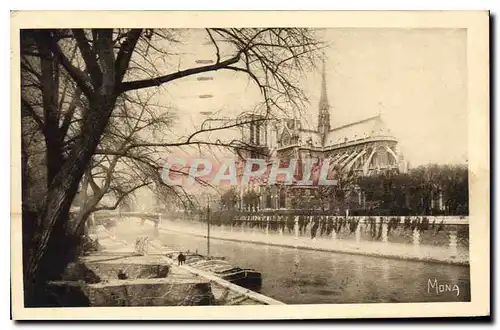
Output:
[
  {"left": 381, "top": 258, "right": 390, "bottom": 284},
  {"left": 156, "top": 229, "right": 470, "bottom": 304}
]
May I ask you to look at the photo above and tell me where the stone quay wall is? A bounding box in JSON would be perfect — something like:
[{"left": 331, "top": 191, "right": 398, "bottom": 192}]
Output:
[
  {"left": 95, "top": 212, "right": 469, "bottom": 262},
  {"left": 185, "top": 214, "right": 469, "bottom": 250}
]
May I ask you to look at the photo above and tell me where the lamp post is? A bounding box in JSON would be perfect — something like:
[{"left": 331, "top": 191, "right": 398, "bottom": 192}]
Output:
[{"left": 207, "top": 194, "right": 211, "bottom": 257}]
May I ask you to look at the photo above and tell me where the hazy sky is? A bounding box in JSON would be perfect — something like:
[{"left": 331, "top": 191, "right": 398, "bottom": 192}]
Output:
[{"left": 159, "top": 28, "right": 468, "bottom": 166}]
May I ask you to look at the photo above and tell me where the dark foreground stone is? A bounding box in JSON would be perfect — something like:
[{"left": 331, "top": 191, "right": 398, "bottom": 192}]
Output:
[
  {"left": 47, "top": 278, "right": 215, "bottom": 306},
  {"left": 62, "top": 261, "right": 170, "bottom": 282},
  {"left": 46, "top": 254, "right": 215, "bottom": 306}
]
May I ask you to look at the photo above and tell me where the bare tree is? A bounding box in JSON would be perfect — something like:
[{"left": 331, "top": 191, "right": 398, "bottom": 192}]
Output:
[{"left": 70, "top": 89, "right": 176, "bottom": 234}]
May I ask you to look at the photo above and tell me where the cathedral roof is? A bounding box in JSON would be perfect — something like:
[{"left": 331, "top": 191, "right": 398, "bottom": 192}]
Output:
[
  {"left": 278, "top": 114, "right": 397, "bottom": 151},
  {"left": 324, "top": 114, "right": 396, "bottom": 147}
]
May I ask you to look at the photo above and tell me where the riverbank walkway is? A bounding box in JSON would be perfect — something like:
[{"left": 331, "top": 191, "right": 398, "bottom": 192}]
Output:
[
  {"left": 157, "top": 220, "right": 469, "bottom": 266},
  {"left": 92, "top": 222, "right": 284, "bottom": 305}
]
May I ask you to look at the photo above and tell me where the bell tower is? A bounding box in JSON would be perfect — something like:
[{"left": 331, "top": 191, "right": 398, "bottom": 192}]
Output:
[{"left": 317, "top": 58, "right": 331, "bottom": 146}]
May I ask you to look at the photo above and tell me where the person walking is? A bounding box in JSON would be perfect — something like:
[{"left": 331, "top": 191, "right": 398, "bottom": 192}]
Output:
[{"left": 177, "top": 252, "right": 186, "bottom": 266}]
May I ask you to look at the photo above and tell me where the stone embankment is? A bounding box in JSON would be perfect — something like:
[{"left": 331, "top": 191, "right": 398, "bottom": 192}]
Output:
[
  {"left": 156, "top": 219, "right": 469, "bottom": 266},
  {"left": 47, "top": 221, "right": 283, "bottom": 307}
]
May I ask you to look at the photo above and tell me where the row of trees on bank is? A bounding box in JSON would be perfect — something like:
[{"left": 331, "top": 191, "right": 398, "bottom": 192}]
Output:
[
  {"left": 356, "top": 164, "right": 468, "bottom": 216},
  {"left": 217, "top": 164, "right": 468, "bottom": 216}
]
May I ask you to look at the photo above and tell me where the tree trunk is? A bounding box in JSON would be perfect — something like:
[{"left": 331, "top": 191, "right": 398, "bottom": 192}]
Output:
[{"left": 24, "top": 97, "right": 117, "bottom": 306}]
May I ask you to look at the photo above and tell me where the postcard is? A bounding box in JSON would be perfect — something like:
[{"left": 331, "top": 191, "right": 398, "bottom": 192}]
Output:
[{"left": 10, "top": 10, "right": 490, "bottom": 320}]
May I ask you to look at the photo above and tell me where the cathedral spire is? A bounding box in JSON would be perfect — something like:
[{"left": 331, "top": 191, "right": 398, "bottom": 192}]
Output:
[
  {"left": 317, "top": 57, "right": 331, "bottom": 145},
  {"left": 319, "top": 58, "right": 329, "bottom": 110}
]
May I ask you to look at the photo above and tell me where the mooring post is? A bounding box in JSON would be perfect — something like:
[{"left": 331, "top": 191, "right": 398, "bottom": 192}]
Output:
[
  {"left": 413, "top": 227, "right": 420, "bottom": 251},
  {"left": 331, "top": 225, "right": 337, "bottom": 240},
  {"left": 381, "top": 217, "right": 388, "bottom": 243},
  {"left": 449, "top": 230, "right": 458, "bottom": 257}
]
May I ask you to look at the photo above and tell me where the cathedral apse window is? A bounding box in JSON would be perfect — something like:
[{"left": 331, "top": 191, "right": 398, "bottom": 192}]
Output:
[
  {"left": 373, "top": 148, "right": 389, "bottom": 167},
  {"left": 281, "top": 130, "right": 291, "bottom": 147},
  {"left": 278, "top": 187, "right": 286, "bottom": 209}
]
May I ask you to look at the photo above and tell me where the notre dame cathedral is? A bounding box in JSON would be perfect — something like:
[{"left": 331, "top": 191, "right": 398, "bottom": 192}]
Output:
[{"left": 238, "top": 60, "right": 409, "bottom": 211}]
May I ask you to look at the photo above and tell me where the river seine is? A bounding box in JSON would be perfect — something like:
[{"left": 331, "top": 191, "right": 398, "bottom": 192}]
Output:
[{"left": 155, "top": 229, "right": 470, "bottom": 304}]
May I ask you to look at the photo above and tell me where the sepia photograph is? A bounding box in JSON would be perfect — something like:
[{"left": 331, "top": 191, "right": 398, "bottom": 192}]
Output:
[{"left": 10, "top": 10, "right": 490, "bottom": 320}]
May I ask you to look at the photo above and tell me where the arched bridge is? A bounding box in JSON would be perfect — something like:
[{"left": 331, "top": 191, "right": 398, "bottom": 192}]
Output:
[{"left": 91, "top": 211, "right": 162, "bottom": 226}]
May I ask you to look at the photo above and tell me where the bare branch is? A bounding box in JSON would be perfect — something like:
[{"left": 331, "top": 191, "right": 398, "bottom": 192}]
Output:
[
  {"left": 72, "top": 29, "right": 102, "bottom": 88},
  {"left": 120, "top": 53, "right": 241, "bottom": 92},
  {"left": 94, "top": 181, "right": 152, "bottom": 212},
  {"left": 21, "top": 97, "right": 45, "bottom": 133},
  {"left": 115, "top": 29, "right": 143, "bottom": 83},
  {"left": 205, "top": 29, "right": 220, "bottom": 63}
]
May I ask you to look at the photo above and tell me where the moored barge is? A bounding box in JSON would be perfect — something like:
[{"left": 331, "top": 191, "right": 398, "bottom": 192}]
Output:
[{"left": 165, "top": 252, "right": 262, "bottom": 292}]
